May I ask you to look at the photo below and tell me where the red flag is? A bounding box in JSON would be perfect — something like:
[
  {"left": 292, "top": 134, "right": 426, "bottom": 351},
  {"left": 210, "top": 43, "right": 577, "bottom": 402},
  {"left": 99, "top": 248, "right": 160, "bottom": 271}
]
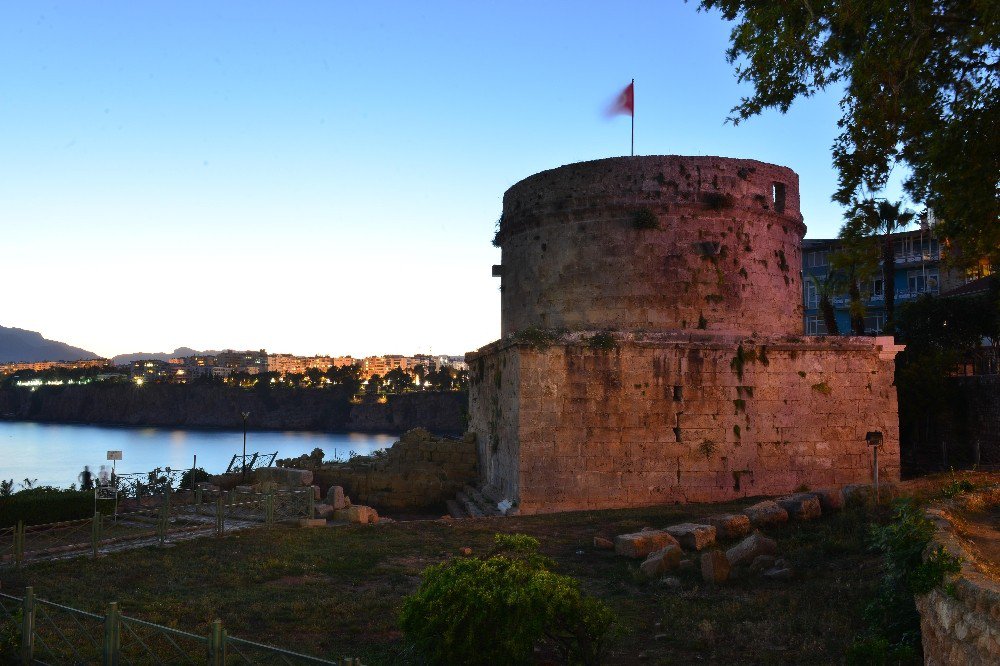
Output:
[{"left": 608, "top": 81, "right": 634, "bottom": 117}]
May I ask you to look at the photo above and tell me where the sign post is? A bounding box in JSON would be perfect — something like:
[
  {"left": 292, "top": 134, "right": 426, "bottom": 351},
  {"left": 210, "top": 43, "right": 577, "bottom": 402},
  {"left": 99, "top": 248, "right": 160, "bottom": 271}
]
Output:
[
  {"left": 865, "top": 432, "right": 883, "bottom": 504},
  {"left": 107, "top": 451, "right": 122, "bottom": 521}
]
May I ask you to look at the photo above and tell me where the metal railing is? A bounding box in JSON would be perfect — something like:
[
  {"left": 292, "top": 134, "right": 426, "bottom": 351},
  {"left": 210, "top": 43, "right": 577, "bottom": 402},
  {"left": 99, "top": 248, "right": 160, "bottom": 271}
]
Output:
[
  {"left": 1, "top": 488, "right": 314, "bottom": 568},
  {"left": 225, "top": 452, "right": 277, "bottom": 475},
  {"left": 0, "top": 586, "right": 363, "bottom": 664}
]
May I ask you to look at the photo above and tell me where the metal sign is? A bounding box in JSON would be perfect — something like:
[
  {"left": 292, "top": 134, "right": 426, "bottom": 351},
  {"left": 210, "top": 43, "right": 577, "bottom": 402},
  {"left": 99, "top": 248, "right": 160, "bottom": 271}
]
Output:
[{"left": 107, "top": 450, "right": 123, "bottom": 461}]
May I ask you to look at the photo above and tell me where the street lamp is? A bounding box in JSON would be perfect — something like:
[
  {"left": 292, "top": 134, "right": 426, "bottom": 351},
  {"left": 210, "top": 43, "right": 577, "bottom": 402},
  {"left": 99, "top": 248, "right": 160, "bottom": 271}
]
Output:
[{"left": 241, "top": 411, "right": 251, "bottom": 481}]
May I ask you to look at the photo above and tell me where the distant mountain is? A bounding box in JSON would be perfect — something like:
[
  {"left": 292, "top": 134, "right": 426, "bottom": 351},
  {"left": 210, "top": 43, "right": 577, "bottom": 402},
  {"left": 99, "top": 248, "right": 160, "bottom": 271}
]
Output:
[
  {"left": 0, "top": 326, "right": 101, "bottom": 363},
  {"left": 111, "top": 347, "right": 222, "bottom": 366}
]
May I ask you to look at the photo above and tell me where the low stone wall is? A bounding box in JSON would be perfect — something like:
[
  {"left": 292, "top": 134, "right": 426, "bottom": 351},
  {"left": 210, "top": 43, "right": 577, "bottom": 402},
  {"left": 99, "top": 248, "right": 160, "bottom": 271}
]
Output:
[
  {"left": 311, "top": 428, "right": 479, "bottom": 512},
  {"left": 916, "top": 498, "right": 1000, "bottom": 665}
]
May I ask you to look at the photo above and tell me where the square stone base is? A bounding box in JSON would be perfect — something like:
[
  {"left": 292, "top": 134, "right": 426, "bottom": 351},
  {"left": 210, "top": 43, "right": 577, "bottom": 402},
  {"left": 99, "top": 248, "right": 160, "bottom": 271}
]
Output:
[{"left": 467, "top": 332, "right": 901, "bottom": 514}]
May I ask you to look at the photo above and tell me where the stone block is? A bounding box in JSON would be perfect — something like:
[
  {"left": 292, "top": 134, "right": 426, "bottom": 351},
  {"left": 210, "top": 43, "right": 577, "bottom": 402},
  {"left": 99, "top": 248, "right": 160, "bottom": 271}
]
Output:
[
  {"left": 314, "top": 504, "right": 334, "bottom": 519},
  {"left": 347, "top": 505, "right": 379, "bottom": 525},
  {"left": 700, "top": 549, "right": 730, "bottom": 583},
  {"left": 615, "top": 530, "right": 680, "bottom": 559},
  {"left": 774, "top": 493, "right": 822, "bottom": 520},
  {"left": 704, "top": 514, "right": 751, "bottom": 540},
  {"left": 812, "top": 488, "right": 844, "bottom": 511},
  {"left": 749, "top": 554, "right": 776, "bottom": 575},
  {"left": 742, "top": 501, "right": 789, "bottom": 527},
  {"left": 593, "top": 536, "right": 614, "bottom": 550},
  {"left": 297, "top": 518, "right": 327, "bottom": 528},
  {"left": 254, "top": 467, "right": 314, "bottom": 487},
  {"left": 327, "top": 485, "right": 347, "bottom": 509},
  {"left": 640, "top": 544, "right": 682, "bottom": 578},
  {"left": 726, "top": 532, "right": 778, "bottom": 567},
  {"left": 664, "top": 523, "right": 717, "bottom": 551}
]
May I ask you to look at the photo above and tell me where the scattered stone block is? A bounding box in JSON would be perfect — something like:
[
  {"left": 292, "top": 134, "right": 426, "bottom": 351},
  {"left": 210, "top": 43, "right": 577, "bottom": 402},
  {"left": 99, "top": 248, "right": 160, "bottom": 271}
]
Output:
[
  {"left": 705, "top": 514, "right": 751, "bottom": 540},
  {"left": 346, "top": 505, "right": 379, "bottom": 525},
  {"left": 297, "top": 518, "right": 327, "bottom": 528},
  {"left": 726, "top": 532, "right": 778, "bottom": 567},
  {"left": 593, "top": 536, "right": 614, "bottom": 550},
  {"left": 664, "top": 523, "right": 717, "bottom": 551},
  {"left": 312, "top": 485, "right": 321, "bottom": 501},
  {"left": 314, "top": 504, "right": 334, "bottom": 519},
  {"left": 639, "top": 544, "right": 682, "bottom": 578},
  {"left": 813, "top": 488, "right": 844, "bottom": 511},
  {"left": 763, "top": 567, "right": 793, "bottom": 581},
  {"left": 701, "top": 550, "right": 731, "bottom": 583},
  {"left": 749, "top": 555, "right": 776, "bottom": 575},
  {"left": 742, "top": 501, "right": 789, "bottom": 527},
  {"left": 327, "top": 486, "right": 347, "bottom": 510},
  {"left": 775, "top": 493, "right": 822, "bottom": 520},
  {"left": 254, "top": 467, "right": 314, "bottom": 487},
  {"left": 615, "top": 530, "right": 680, "bottom": 559}
]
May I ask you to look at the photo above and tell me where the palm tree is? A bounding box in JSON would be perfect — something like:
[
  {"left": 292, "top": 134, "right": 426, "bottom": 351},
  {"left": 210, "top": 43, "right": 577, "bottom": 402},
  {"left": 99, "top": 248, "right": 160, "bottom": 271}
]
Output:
[
  {"left": 833, "top": 225, "right": 879, "bottom": 335},
  {"left": 808, "top": 273, "right": 841, "bottom": 335},
  {"left": 843, "top": 199, "right": 916, "bottom": 333}
]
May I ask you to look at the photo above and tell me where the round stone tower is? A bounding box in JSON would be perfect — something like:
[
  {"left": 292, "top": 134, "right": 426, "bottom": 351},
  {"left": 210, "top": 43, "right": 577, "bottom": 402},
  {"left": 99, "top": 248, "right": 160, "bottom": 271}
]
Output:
[{"left": 496, "top": 156, "right": 806, "bottom": 337}]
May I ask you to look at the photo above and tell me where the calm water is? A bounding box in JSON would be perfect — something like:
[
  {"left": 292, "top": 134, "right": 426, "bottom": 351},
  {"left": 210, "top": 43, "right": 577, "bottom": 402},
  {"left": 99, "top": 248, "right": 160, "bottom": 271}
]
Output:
[{"left": 0, "top": 421, "right": 398, "bottom": 489}]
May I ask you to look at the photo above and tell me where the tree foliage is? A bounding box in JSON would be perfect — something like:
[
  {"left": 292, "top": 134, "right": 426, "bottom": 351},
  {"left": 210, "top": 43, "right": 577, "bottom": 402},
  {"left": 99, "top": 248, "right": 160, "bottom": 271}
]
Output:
[{"left": 699, "top": 0, "right": 999, "bottom": 265}]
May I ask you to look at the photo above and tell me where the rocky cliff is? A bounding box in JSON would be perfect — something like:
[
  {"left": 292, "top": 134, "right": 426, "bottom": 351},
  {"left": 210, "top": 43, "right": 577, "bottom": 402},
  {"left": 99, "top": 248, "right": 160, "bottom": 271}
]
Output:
[{"left": 0, "top": 384, "right": 467, "bottom": 434}]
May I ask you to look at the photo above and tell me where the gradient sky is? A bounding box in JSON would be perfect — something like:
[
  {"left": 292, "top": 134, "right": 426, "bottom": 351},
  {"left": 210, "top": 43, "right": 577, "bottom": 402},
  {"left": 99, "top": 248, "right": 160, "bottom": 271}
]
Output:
[{"left": 1, "top": 1, "right": 909, "bottom": 359}]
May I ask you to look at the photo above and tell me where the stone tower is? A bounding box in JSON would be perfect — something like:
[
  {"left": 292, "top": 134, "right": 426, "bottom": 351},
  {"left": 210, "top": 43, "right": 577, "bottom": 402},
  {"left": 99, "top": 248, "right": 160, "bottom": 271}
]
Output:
[{"left": 468, "top": 156, "right": 901, "bottom": 514}]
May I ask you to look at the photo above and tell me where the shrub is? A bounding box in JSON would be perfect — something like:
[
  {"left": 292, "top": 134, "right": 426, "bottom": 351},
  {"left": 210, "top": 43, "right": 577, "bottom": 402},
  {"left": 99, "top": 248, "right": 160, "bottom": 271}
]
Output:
[
  {"left": 400, "top": 534, "right": 614, "bottom": 665},
  {"left": 179, "top": 467, "right": 211, "bottom": 490},
  {"left": 0, "top": 486, "right": 111, "bottom": 528},
  {"left": 852, "top": 499, "right": 961, "bottom": 657}
]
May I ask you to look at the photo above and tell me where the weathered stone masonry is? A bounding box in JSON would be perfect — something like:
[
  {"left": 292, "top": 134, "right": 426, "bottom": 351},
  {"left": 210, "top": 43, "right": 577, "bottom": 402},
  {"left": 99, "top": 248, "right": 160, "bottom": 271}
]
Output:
[{"left": 468, "top": 156, "right": 902, "bottom": 514}]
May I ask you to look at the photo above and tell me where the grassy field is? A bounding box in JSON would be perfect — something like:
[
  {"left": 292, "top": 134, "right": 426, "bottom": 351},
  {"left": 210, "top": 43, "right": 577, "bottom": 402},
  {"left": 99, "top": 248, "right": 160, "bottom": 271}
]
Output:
[{"left": 1, "top": 471, "right": 993, "bottom": 665}]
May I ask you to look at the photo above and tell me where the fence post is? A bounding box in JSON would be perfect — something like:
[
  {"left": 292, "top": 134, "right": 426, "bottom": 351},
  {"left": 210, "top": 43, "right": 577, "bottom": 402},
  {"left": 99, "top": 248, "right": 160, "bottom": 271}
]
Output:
[
  {"left": 206, "top": 619, "right": 226, "bottom": 665},
  {"left": 265, "top": 490, "right": 274, "bottom": 527},
  {"left": 20, "top": 586, "right": 34, "bottom": 665},
  {"left": 92, "top": 511, "right": 102, "bottom": 558},
  {"left": 307, "top": 487, "right": 315, "bottom": 519},
  {"left": 14, "top": 520, "right": 24, "bottom": 567},
  {"left": 216, "top": 496, "right": 224, "bottom": 537},
  {"left": 103, "top": 601, "right": 120, "bottom": 666}
]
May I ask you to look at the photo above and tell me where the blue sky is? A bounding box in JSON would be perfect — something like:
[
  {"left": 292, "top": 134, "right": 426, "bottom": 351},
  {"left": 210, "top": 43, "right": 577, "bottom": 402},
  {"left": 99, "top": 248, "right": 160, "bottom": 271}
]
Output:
[{"left": 0, "top": 1, "right": 908, "bottom": 358}]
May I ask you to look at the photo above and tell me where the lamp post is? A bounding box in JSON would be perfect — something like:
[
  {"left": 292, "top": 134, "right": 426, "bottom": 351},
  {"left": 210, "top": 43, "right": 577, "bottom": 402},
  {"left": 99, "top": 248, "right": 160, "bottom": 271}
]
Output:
[{"left": 241, "top": 411, "right": 250, "bottom": 482}]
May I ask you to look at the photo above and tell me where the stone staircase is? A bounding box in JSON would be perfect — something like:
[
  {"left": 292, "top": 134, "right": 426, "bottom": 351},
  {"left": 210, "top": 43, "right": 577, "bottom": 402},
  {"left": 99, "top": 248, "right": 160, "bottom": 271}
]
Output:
[{"left": 446, "top": 484, "right": 508, "bottom": 519}]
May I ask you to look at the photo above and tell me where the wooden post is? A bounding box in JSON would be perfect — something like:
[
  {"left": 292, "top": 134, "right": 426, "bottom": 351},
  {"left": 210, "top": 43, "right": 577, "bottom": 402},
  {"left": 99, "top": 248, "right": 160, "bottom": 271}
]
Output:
[
  {"left": 92, "top": 511, "right": 102, "bottom": 558},
  {"left": 207, "top": 619, "right": 225, "bottom": 665},
  {"left": 20, "top": 586, "right": 34, "bottom": 665},
  {"left": 14, "top": 520, "right": 24, "bottom": 567},
  {"left": 216, "top": 497, "right": 224, "bottom": 537},
  {"left": 103, "top": 601, "right": 120, "bottom": 666}
]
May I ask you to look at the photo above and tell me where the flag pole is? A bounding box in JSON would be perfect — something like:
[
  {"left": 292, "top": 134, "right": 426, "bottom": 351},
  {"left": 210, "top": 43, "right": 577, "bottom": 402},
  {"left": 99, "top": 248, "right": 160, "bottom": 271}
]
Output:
[{"left": 631, "top": 78, "right": 634, "bottom": 156}]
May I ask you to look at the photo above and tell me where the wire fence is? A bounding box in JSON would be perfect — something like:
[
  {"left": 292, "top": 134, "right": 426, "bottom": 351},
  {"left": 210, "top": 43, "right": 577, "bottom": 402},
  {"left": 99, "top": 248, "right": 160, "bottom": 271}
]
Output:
[
  {"left": 0, "top": 587, "right": 364, "bottom": 665},
  {"left": 0, "top": 488, "right": 314, "bottom": 568}
]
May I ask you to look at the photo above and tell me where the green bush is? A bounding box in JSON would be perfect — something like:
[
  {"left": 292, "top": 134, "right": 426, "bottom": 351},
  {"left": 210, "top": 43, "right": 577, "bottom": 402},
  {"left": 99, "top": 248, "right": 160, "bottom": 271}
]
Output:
[
  {"left": 179, "top": 467, "right": 211, "bottom": 490},
  {"left": 0, "top": 487, "right": 111, "bottom": 528},
  {"left": 399, "top": 534, "right": 614, "bottom": 665},
  {"left": 851, "top": 499, "right": 961, "bottom": 658}
]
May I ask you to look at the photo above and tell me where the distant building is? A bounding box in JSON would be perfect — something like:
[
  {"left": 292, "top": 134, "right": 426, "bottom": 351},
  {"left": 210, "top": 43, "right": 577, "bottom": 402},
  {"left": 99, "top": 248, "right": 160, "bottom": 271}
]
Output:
[
  {"left": 801, "top": 224, "right": 992, "bottom": 335},
  {"left": 215, "top": 349, "right": 268, "bottom": 375},
  {"left": 0, "top": 358, "right": 109, "bottom": 375}
]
